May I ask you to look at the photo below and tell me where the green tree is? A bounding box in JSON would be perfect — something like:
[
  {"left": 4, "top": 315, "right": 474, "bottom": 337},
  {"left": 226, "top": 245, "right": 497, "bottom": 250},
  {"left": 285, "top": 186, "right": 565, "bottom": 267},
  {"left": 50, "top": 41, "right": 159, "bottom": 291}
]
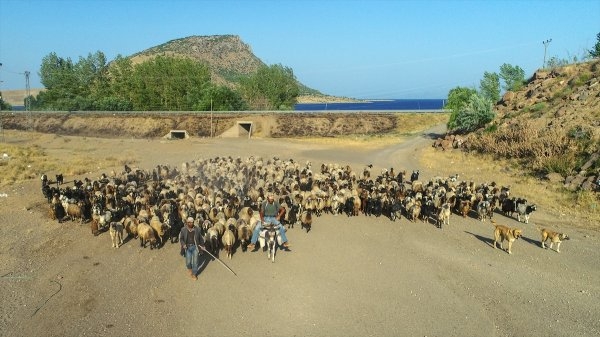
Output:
[
  {"left": 499, "top": 63, "right": 526, "bottom": 92},
  {"left": 0, "top": 92, "right": 12, "bottom": 110},
  {"left": 239, "top": 64, "right": 299, "bottom": 110},
  {"left": 445, "top": 86, "right": 477, "bottom": 130},
  {"left": 479, "top": 71, "right": 500, "bottom": 102},
  {"left": 588, "top": 32, "right": 600, "bottom": 58},
  {"left": 449, "top": 93, "right": 495, "bottom": 133},
  {"left": 38, "top": 51, "right": 110, "bottom": 110},
  {"left": 193, "top": 85, "right": 247, "bottom": 111},
  {"left": 128, "top": 56, "right": 211, "bottom": 110}
]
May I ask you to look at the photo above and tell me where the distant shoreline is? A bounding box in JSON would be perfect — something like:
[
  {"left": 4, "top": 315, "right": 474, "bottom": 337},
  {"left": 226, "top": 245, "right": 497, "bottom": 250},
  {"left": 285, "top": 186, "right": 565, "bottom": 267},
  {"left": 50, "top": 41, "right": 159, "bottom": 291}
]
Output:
[{"left": 296, "top": 94, "right": 366, "bottom": 104}]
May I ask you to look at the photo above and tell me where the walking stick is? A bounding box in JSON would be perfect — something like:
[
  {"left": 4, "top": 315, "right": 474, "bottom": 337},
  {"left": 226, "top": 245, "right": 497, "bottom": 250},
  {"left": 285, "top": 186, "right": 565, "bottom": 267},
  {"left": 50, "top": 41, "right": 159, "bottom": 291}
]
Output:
[{"left": 199, "top": 246, "right": 237, "bottom": 276}]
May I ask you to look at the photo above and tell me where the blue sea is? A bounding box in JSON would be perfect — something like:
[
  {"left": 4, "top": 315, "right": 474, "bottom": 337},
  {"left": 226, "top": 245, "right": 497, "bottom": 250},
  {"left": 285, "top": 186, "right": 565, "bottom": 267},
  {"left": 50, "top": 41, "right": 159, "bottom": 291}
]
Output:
[{"left": 294, "top": 99, "right": 446, "bottom": 111}]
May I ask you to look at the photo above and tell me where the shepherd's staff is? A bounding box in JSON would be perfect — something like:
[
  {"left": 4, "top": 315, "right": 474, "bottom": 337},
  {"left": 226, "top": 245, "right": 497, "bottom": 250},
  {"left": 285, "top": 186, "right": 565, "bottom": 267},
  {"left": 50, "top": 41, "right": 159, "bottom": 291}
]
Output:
[{"left": 199, "top": 246, "right": 237, "bottom": 276}]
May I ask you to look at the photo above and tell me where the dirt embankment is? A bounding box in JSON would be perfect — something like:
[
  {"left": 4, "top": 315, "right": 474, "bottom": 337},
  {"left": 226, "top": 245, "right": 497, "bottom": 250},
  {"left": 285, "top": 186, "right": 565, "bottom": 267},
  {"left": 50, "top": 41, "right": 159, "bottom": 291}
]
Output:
[{"left": 2, "top": 112, "right": 401, "bottom": 138}]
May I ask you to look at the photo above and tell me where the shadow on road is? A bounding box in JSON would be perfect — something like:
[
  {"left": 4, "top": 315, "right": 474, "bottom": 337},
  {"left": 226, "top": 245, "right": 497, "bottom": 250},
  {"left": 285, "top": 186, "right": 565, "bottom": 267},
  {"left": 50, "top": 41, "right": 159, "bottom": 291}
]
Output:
[{"left": 464, "top": 231, "right": 494, "bottom": 248}]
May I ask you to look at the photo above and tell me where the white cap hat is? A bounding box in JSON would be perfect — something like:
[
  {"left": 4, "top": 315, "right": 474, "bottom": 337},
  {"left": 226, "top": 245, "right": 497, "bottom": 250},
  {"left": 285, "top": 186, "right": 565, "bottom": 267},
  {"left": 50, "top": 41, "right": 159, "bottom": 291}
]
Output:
[{"left": 186, "top": 217, "right": 194, "bottom": 223}]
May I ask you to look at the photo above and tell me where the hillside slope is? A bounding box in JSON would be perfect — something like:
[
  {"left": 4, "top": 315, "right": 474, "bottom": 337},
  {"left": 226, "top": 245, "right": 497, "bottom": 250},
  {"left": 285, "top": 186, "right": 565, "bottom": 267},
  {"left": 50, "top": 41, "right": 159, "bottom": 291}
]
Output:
[{"left": 464, "top": 60, "right": 600, "bottom": 192}]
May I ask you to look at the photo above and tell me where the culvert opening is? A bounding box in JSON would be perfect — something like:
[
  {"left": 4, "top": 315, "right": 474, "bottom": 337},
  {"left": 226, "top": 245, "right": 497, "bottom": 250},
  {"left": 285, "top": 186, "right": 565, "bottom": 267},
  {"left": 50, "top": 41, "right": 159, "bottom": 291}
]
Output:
[{"left": 165, "top": 130, "right": 189, "bottom": 139}]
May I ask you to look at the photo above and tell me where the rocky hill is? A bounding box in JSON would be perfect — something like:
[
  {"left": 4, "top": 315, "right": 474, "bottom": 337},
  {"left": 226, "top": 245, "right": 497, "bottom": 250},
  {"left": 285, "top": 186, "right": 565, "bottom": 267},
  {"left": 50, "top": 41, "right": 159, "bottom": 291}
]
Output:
[
  {"left": 130, "top": 34, "right": 320, "bottom": 95},
  {"left": 462, "top": 59, "right": 600, "bottom": 192}
]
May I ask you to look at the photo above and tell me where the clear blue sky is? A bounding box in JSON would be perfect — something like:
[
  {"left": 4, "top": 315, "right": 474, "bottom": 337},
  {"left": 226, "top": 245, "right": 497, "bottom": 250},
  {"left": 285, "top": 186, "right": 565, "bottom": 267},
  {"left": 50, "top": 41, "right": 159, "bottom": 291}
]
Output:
[{"left": 1, "top": 0, "right": 598, "bottom": 99}]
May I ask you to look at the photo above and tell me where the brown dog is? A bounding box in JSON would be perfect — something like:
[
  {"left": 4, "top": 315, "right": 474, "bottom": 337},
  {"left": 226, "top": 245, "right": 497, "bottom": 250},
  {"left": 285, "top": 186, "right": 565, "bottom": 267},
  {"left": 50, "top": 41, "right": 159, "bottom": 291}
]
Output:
[
  {"left": 491, "top": 220, "right": 523, "bottom": 254},
  {"left": 539, "top": 227, "right": 569, "bottom": 253}
]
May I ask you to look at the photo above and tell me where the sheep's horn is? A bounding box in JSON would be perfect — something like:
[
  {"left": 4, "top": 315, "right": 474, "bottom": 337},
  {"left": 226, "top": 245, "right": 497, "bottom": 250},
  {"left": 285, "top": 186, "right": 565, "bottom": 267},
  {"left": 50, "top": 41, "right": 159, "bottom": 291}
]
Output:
[{"left": 199, "top": 246, "right": 237, "bottom": 276}]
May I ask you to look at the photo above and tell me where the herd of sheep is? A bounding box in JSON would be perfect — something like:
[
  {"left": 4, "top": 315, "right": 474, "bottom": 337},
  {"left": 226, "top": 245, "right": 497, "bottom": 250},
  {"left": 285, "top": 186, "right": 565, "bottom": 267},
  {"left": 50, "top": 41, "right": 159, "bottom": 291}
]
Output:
[{"left": 40, "top": 156, "right": 537, "bottom": 259}]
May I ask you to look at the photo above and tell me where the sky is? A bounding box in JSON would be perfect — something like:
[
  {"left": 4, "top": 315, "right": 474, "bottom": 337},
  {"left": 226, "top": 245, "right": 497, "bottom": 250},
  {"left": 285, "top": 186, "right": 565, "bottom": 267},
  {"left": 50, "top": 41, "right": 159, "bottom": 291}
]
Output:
[{"left": 0, "top": 0, "right": 599, "bottom": 99}]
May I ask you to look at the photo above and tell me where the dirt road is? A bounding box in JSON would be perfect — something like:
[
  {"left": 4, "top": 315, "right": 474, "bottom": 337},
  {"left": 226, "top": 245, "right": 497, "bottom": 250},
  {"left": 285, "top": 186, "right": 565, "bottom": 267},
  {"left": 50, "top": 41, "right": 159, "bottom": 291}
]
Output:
[{"left": 0, "top": 129, "right": 598, "bottom": 337}]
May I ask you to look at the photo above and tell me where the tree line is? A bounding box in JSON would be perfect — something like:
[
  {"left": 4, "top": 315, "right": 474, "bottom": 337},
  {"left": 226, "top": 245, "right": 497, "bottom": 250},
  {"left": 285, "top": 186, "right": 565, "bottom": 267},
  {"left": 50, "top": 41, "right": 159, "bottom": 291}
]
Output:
[{"left": 26, "top": 51, "right": 299, "bottom": 112}]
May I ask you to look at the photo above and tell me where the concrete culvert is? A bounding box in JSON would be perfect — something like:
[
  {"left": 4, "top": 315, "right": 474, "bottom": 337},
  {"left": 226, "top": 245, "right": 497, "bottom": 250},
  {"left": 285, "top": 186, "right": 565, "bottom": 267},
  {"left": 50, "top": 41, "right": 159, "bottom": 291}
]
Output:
[{"left": 164, "top": 130, "right": 189, "bottom": 139}]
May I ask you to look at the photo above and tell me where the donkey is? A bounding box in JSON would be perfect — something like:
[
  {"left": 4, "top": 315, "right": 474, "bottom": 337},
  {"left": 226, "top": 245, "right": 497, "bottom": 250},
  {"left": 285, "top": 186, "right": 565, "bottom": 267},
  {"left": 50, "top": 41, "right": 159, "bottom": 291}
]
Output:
[{"left": 258, "top": 223, "right": 282, "bottom": 263}]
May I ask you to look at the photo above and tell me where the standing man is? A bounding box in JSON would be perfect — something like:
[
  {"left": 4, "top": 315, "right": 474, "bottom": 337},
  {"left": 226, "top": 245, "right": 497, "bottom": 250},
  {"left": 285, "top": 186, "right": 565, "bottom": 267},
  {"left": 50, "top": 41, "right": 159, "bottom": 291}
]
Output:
[
  {"left": 248, "top": 194, "right": 290, "bottom": 250},
  {"left": 179, "top": 216, "right": 205, "bottom": 280}
]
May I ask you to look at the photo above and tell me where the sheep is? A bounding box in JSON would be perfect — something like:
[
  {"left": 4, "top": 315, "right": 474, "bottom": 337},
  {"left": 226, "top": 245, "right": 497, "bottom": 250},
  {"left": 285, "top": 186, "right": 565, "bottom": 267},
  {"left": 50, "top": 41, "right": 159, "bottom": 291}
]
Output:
[
  {"left": 204, "top": 226, "right": 220, "bottom": 256},
  {"left": 299, "top": 210, "right": 313, "bottom": 233},
  {"left": 149, "top": 215, "right": 168, "bottom": 246},
  {"left": 65, "top": 201, "right": 85, "bottom": 223},
  {"left": 123, "top": 216, "right": 139, "bottom": 239},
  {"left": 236, "top": 219, "right": 252, "bottom": 252},
  {"left": 137, "top": 222, "right": 157, "bottom": 249},
  {"left": 109, "top": 221, "right": 124, "bottom": 248},
  {"left": 221, "top": 226, "right": 236, "bottom": 259}
]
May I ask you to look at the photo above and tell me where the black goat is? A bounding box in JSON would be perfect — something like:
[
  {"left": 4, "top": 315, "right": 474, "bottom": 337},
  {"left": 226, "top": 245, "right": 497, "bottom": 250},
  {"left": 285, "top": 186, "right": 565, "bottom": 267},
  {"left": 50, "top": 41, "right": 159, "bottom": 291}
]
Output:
[{"left": 410, "top": 170, "right": 420, "bottom": 182}]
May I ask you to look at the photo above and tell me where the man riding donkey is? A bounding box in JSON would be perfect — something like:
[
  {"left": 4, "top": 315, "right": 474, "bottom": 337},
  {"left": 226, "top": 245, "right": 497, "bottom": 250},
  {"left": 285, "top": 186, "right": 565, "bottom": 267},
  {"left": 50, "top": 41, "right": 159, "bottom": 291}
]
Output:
[{"left": 248, "top": 193, "right": 290, "bottom": 250}]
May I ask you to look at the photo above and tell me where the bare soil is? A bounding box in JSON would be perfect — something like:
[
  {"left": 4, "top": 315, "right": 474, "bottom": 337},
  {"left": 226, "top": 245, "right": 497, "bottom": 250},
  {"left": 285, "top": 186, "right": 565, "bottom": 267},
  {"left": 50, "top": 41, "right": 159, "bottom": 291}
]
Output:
[{"left": 0, "top": 126, "right": 599, "bottom": 337}]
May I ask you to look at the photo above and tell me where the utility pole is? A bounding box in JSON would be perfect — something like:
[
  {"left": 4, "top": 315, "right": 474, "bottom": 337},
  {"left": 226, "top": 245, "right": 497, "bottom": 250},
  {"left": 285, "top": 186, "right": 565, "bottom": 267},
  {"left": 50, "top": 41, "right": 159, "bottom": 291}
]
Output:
[
  {"left": 543, "top": 39, "right": 552, "bottom": 69},
  {"left": 25, "top": 71, "right": 32, "bottom": 130}
]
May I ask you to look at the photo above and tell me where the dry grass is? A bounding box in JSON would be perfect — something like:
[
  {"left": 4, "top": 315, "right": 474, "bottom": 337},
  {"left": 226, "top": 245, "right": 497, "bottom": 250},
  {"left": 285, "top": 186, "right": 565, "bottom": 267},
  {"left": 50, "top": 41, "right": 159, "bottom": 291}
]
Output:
[
  {"left": 291, "top": 113, "right": 449, "bottom": 148},
  {"left": 0, "top": 132, "right": 135, "bottom": 187}
]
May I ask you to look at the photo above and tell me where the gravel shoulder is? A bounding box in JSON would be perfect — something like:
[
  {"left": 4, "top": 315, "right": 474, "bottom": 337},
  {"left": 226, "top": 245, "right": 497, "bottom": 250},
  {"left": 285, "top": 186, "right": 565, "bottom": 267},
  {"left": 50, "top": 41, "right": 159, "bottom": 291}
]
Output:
[{"left": 1, "top": 128, "right": 599, "bottom": 337}]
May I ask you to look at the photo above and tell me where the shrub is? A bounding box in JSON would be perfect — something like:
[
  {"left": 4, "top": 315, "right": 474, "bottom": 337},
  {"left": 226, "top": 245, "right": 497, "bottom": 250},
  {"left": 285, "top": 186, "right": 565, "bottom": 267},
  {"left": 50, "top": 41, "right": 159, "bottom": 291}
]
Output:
[{"left": 537, "top": 153, "right": 575, "bottom": 176}]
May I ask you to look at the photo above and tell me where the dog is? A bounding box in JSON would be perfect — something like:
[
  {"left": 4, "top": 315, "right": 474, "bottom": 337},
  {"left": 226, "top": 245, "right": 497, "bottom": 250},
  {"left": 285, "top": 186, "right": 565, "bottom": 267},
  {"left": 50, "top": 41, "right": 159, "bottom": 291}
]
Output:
[
  {"left": 109, "top": 221, "right": 124, "bottom": 248},
  {"left": 491, "top": 220, "right": 522, "bottom": 254},
  {"left": 538, "top": 226, "right": 569, "bottom": 253}
]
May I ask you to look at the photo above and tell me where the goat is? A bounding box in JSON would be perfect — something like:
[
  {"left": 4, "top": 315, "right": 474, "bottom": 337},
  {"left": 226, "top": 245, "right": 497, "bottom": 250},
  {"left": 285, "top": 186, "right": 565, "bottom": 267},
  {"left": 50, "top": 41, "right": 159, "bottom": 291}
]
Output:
[
  {"left": 285, "top": 203, "right": 300, "bottom": 229},
  {"left": 477, "top": 200, "right": 492, "bottom": 222},
  {"left": 91, "top": 204, "right": 111, "bottom": 232},
  {"left": 410, "top": 170, "right": 420, "bottom": 182},
  {"left": 50, "top": 198, "right": 66, "bottom": 223},
  {"left": 501, "top": 197, "right": 517, "bottom": 217},
  {"left": 299, "top": 210, "right": 313, "bottom": 233},
  {"left": 409, "top": 200, "right": 422, "bottom": 222},
  {"left": 517, "top": 204, "right": 536, "bottom": 224},
  {"left": 459, "top": 200, "right": 471, "bottom": 218}
]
